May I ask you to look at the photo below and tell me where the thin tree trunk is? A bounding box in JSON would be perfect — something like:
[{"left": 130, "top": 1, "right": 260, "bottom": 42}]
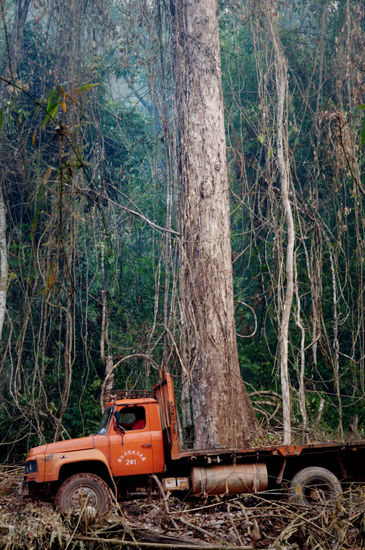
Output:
[
  {"left": 172, "top": 0, "right": 260, "bottom": 449},
  {"left": 0, "top": 187, "right": 7, "bottom": 341},
  {"left": 294, "top": 259, "right": 308, "bottom": 441},
  {"left": 328, "top": 248, "right": 343, "bottom": 440},
  {"left": 0, "top": 0, "right": 29, "bottom": 342},
  {"left": 266, "top": 1, "right": 294, "bottom": 445},
  {"left": 100, "top": 239, "right": 114, "bottom": 407}
]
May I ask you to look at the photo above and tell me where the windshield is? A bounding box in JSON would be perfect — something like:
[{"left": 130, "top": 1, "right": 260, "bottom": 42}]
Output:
[{"left": 96, "top": 406, "right": 113, "bottom": 435}]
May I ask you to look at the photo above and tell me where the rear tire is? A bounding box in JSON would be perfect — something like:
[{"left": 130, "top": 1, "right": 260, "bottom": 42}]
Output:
[
  {"left": 289, "top": 466, "right": 342, "bottom": 506},
  {"left": 55, "top": 473, "right": 112, "bottom": 515}
]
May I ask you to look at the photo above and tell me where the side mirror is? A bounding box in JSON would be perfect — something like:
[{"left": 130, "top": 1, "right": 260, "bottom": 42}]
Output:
[{"left": 114, "top": 411, "right": 125, "bottom": 435}]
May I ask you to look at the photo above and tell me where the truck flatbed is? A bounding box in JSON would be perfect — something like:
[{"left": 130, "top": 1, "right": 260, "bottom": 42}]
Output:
[{"left": 176, "top": 438, "right": 365, "bottom": 460}]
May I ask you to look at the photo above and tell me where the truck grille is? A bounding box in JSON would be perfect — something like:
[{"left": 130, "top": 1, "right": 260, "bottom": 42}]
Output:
[{"left": 25, "top": 460, "right": 38, "bottom": 474}]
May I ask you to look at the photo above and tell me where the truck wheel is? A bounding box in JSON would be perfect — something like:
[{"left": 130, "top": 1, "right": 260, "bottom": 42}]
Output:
[
  {"left": 289, "top": 467, "right": 342, "bottom": 506},
  {"left": 55, "top": 473, "right": 112, "bottom": 515}
]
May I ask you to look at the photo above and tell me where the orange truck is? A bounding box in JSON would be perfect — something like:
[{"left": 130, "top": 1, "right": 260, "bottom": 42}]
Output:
[{"left": 24, "top": 368, "right": 365, "bottom": 514}]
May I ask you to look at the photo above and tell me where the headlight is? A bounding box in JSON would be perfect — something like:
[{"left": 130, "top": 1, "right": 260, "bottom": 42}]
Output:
[{"left": 25, "top": 460, "right": 38, "bottom": 474}]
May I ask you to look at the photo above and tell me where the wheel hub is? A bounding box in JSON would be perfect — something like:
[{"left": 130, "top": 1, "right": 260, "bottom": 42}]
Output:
[{"left": 70, "top": 486, "right": 98, "bottom": 510}]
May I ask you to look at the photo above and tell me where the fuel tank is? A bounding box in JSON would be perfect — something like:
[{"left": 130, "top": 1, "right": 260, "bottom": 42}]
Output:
[{"left": 190, "top": 463, "right": 268, "bottom": 495}]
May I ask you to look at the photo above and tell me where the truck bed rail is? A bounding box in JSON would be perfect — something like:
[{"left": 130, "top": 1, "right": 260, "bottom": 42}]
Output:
[{"left": 106, "top": 389, "right": 154, "bottom": 402}]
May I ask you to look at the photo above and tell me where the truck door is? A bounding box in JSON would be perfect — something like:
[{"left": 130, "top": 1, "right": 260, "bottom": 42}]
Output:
[{"left": 109, "top": 405, "right": 154, "bottom": 477}]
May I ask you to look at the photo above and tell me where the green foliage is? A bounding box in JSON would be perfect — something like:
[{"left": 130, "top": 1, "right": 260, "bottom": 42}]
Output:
[{"left": 0, "top": 0, "right": 364, "bottom": 459}]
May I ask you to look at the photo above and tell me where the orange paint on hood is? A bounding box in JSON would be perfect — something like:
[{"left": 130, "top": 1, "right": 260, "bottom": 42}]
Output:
[{"left": 44, "top": 436, "right": 94, "bottom": 455}]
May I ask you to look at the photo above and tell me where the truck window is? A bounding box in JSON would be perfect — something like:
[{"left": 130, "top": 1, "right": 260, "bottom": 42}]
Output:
[
  {"left": 96, "top": 406, "right": 113, "bottom": 434},
  {"left": 120, "top": 406, "right": 146, "bottom": 430}
]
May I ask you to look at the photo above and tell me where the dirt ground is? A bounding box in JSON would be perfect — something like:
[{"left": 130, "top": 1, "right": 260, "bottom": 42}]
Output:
[{"left": 0, "top": 466, "right": 364, "bottom": 549}]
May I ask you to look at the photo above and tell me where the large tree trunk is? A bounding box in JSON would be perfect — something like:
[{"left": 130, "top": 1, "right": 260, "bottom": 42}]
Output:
[{"left": 172, "top": 0, "right": 260, "bottom": 449}]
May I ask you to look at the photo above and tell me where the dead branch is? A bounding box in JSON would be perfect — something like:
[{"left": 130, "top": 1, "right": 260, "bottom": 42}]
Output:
[
  {"left": 76, "top": 536, "right": 254, "bottom": 549},
  {"left": 151, "top": 474, "right": 178, "bottom": 529},
  {"left": 177, "top": 516, "right": 228, "bottom": 545}
]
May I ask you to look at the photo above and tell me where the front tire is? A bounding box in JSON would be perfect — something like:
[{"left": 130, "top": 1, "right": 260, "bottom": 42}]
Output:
[
  {"left": 289, "top": 466, "right": 342, "bottom": 506},
  {"left": 55, "top": 473, "right": 112, "bottom": 515}
]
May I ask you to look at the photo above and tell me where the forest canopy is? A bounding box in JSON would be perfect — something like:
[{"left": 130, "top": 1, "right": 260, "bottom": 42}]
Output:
[{"left": 0, "top": 0, "right": 364, "bottom": 459}]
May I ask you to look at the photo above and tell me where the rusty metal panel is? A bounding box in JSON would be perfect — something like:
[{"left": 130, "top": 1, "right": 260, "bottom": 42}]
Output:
[
  {"left": 190, "top": 463, "right": 268, "bottom": 495},
  {"left": 153, "top": 367, "right": 180, "bottom": 460},
  {"left": 278, "top": 445, "right": 303, "bottom": 457}
]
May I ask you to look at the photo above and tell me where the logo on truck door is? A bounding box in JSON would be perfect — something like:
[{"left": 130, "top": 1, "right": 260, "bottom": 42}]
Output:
[{"left": 117, "top": 449, "right": 146, "bottom": 465}]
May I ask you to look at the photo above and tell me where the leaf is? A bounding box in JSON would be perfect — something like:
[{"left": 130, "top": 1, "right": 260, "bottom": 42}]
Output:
[
  {"left": 47, "top": 263, "right": 56, "bottom": 291},
  {"left": 42, "top": 102, "right": 60, "bottom": 129},
  {"left": 258, "top": 133, "right": 265, "bottom": 144},
  {"left": 46, "top": 90, "right": 57, "bottom": 110},
  {"left": 358, "top": 105, "right": 365, "bottom": 110},
  {"left": 41, "top": 89, "right": 62, "bottom": 129},
  {"left": 41, "top": 113, "right": 50, "bottom": 130},
  {"left": 61, "top": 97, "right": 67, "bottom": 113},
  {"left": 32, "top": 128, "right": 37, "bottom": 146},
  {"left": 74, "top": 83, "right": 100, "bottom": 94},
  {"left": 63, "top": 92, "right": 78, "bottom": 106},
  {"left": 43, "top": 166, "right": 53, "bottom": 185},
  {"left": 49, "top": 102, "right": 60, "bottom": 119}
]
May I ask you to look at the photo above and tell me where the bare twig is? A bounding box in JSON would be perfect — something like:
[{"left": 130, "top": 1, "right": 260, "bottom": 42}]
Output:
[{"left": 151, "top": 474, "right": 178, "bottom": 529}]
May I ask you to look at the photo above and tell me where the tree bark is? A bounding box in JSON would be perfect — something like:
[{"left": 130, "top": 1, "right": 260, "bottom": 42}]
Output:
[{"left": 172, "top": 0, "right": 260, "bottom": 448}]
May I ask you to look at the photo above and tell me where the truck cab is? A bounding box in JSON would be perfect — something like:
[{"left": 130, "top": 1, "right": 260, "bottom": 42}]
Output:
[
  {"left": 24, "top": 371, "right": 178, "bottom": 514},
  {"left": 101, "top": 397, "right": 165, "bottom": 477}
]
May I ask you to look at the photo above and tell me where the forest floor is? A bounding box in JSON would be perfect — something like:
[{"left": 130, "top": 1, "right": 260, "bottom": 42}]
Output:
[{"left": 0, "top": 466, "right": 365, "bottom": 549}]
